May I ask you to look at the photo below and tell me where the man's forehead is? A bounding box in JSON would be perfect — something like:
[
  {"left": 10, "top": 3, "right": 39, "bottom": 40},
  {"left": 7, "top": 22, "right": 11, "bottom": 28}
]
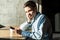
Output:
[{"left": 24, "top": 7, "right": 32, "bottom": 11}]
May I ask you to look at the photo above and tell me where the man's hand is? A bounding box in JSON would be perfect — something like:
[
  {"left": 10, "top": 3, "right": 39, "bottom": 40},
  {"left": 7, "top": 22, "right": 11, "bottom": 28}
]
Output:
[
  {"left": 26, "top": 14, "right": 33, "bottom": 22},
  {"left": 14, "top": 27, "right": 22, "bottom": 35},
  {"left": 16, "top": 29, "right": 22, "bottom": 34}
]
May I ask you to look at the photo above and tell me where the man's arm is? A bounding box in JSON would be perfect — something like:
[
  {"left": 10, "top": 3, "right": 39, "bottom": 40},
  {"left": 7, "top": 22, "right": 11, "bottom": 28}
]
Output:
[
  {"left": 19, "top": 22, "right": 31, "bottom": 31},
  {"left": 20, "top": 14, "right": 45, "bottom": 39}
]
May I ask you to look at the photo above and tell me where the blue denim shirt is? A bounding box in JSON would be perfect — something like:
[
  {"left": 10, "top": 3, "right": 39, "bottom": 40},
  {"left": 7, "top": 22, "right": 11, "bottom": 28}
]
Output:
[{"left": 20, "top": 12, "right": 50, "bottom": 40}]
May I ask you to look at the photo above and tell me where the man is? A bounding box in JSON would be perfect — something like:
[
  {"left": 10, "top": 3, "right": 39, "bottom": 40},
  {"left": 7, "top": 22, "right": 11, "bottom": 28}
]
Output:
[{"left": 14, "top": 1, "right": 52, "bottom": 40}]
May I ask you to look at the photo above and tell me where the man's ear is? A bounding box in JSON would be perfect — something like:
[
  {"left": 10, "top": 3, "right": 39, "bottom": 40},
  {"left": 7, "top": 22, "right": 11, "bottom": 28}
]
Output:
[{"left": 34, "top": 7, "right": 37, "bottom": 12}]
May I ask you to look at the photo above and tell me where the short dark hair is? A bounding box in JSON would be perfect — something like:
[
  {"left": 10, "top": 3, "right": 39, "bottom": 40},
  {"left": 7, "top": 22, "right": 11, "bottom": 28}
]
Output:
[{"left": 24, "top": 1, "right": 37, "bottom": 11}]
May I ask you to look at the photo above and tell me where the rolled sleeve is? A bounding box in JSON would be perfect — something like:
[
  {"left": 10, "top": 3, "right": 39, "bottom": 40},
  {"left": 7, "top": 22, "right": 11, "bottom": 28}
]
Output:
[{"left": 19, "top": 22, "right": 31, "bottom": 31}]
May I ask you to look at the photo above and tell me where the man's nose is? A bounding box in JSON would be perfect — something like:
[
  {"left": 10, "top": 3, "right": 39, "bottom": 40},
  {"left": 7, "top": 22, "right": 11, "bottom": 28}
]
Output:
[
  {"left": 29, "top": 14, "right": 31, "bottom": 15},
  {"left": 27, "top": 12, "right": 30, "bottom": 15}
]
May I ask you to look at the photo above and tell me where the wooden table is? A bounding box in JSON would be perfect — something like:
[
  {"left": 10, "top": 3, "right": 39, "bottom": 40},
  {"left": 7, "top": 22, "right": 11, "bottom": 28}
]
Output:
[{"left": 0, "top": 29, "right": 25, "bottom": 40}]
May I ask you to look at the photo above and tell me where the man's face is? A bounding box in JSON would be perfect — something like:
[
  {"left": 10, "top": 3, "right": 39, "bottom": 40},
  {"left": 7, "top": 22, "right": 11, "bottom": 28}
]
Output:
[{"left": 24, "top": 7, "right": 36, "bottom": 20}]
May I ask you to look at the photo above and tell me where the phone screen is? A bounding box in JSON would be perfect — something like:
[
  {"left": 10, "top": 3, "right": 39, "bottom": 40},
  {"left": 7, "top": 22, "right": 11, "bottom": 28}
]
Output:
[{"left": 10, "top": 26, "right": 15, "bottom": 30}]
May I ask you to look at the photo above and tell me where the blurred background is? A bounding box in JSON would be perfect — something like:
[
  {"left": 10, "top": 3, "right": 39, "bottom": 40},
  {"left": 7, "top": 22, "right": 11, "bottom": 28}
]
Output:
[
  {"left": 42, "top": 0, "right": 60, "bottom": 40},
  {"left": 0, "top": 0, "right": 60, "bottom": 40}
]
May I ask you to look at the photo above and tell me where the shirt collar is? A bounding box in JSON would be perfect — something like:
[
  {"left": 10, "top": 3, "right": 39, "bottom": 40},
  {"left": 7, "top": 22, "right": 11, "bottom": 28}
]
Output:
[{"left": 34, "top": 12, "right": 41, "bottom": 21}]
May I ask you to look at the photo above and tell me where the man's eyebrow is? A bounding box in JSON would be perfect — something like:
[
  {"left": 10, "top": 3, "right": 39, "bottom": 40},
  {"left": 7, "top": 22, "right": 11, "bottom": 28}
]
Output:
[{"left": 28, "top": 10, "right": 32, "bottom": 12}]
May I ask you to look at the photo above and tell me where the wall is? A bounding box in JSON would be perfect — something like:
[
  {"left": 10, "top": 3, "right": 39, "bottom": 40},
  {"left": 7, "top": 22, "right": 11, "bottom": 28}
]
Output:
[
  {"left": 0, "top": 0, "right": 42, "bottom": 28},
  {"left": 0, "top": 0, "right": 29, "bottom": 27}
]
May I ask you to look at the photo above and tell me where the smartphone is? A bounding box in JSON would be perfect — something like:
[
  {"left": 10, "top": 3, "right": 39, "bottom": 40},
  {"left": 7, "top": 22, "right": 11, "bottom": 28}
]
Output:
[{"left": 10, "top": 26, "right": 15, "bottom": 30}]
